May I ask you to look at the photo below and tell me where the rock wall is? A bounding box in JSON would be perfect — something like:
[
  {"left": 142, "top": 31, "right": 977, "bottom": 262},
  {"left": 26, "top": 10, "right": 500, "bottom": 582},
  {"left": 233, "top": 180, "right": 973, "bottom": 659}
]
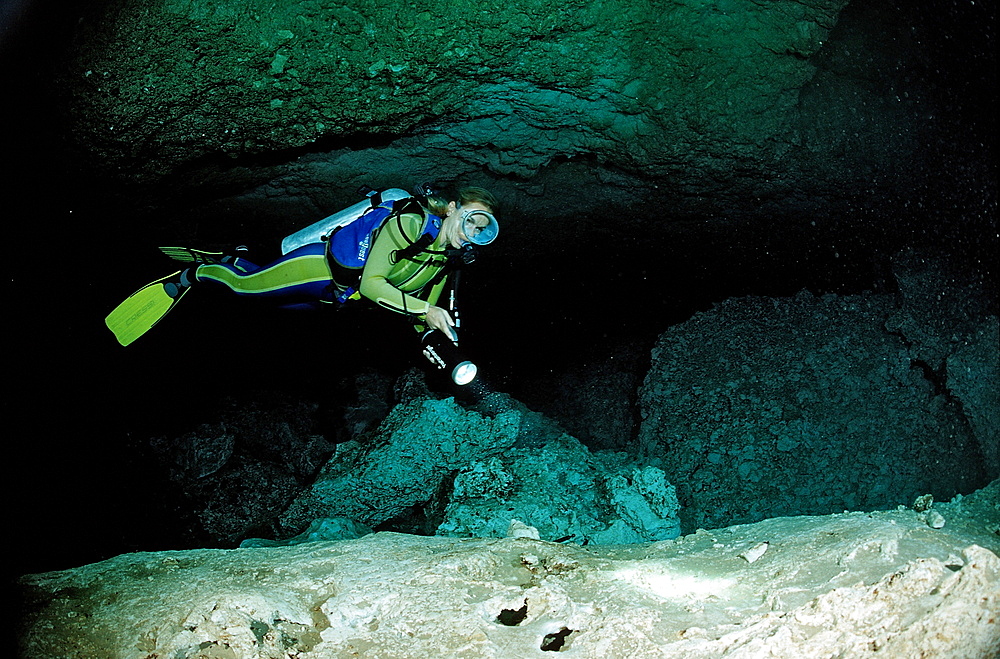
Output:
[
  {"left": 63, "top": 0, "right": 843, "bottom": 170},
  {"left": 885, "top": 248, "right": 1000, "bottom": 476},
  {"left": 637, "top": 287, "right": 993, "bottom": 533},
  {"left": 17, "top": 483, "right": 1000, "bottom": 659},
  {"left": 948, "top": 320, "right": 1000, "bottom": 476}
]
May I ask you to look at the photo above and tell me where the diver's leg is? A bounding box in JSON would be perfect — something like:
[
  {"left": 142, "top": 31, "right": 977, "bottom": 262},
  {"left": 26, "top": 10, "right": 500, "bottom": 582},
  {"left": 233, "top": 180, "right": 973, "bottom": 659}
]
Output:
[{"left": 193, "top": 242, "right": 334, "bottom": 305}]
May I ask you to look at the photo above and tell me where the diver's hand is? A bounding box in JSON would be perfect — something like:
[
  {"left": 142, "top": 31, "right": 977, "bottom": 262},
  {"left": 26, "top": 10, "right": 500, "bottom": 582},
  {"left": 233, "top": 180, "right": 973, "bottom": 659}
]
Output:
[{"left": 425, "top": 305, "right": 458, "bottom": 343}]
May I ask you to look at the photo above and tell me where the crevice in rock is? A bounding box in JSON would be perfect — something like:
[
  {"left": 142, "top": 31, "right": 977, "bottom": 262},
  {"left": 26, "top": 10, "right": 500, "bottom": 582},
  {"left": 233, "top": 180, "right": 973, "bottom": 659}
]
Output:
[
  {"left": 496, "top": 601, "right": 529, "bottom": 626},
  {"left": 911, "top": 359, "right": 947, "bottom": 396},
  {"left": 540, "top": 627, "right": 575, "bottom": 651}
]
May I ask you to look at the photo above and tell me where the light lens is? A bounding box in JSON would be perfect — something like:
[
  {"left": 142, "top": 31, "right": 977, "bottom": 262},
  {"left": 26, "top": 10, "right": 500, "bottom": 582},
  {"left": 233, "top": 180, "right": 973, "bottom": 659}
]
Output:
[{"left": 452, "top": 361, "right": 478, "bottom": 386}]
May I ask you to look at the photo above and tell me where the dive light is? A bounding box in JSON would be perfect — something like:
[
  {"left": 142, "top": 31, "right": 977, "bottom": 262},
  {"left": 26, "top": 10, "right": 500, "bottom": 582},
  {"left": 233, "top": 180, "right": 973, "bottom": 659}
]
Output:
[{"left": 421, "top": 330, "right": 478, "bottom": 386}]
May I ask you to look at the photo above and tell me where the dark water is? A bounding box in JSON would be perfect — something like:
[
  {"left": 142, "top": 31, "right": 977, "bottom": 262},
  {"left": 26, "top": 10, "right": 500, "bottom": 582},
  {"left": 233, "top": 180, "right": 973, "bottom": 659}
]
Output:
[{"left": 10, "top": 180, "right": 993, "bottom": 577}]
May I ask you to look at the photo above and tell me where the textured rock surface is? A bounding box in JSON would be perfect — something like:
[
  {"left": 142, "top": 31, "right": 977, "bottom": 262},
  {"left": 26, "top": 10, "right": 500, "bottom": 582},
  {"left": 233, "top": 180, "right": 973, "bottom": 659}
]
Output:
[
  {"left": 638, "top": 289, "right": 990, "bottom": 533},
  {"left": 885, "top": 248, "right": 1000, "bottom": 478},
  {"left": 17, "top": 482, "right": 1000, "bottom": 659},
  {"left": 438, "top": 438, "right": 682, "bottom": 545},
  {"left": 147, "top": 393, "right": 336, "bottom": 544},
  {"left": 277, "top": 396, "right": 522, "bottom": 533},
  {"left": 947, "top": 318, "right": 1000, "bottom": 477},
  {"left": 63, "top": 0, "right": 844, "bottom": 168},
  {"left": 54, "top": 0, "right": 958, "bottom": 223},
  {"left": 276, "top": 392, "right": 681, "bottom": 545}
]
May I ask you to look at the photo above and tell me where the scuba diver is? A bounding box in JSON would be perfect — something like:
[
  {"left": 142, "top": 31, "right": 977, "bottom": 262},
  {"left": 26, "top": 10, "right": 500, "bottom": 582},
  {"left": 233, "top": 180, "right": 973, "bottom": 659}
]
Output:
[{"left": 105, "top": 185, "right": 500, "bottom": 385}]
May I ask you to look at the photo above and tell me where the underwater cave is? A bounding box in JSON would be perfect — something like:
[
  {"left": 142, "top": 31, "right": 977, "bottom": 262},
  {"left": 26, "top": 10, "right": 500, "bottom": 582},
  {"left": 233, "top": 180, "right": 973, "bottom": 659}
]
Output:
[{"left": 5, "top": 0, "right": 996, "bottom": 581}]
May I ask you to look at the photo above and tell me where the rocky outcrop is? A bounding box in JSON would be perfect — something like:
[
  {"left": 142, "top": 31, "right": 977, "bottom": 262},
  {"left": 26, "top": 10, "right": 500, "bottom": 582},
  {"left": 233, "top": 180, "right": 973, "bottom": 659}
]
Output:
[
  {"left": 276, "top": 395, "right": 522, "bottom": 533},
  {"left": 637, "top": 288, "right": 991, "bottom": 533},
  {"left": 17, "top": 482, "right": 1000, "bottom": 658},
  {"left": 437, "top": 440, "right": 681, "bottom": 545},
  {"left": 276, "top": 393, "right": 682, "bottom": 545}
]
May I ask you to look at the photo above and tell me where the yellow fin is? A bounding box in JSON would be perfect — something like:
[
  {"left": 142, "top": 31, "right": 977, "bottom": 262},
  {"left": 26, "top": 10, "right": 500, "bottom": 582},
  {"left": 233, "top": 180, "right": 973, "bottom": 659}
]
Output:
[{"left": 105, "top": 272, "right": 188, "bottom": 346}]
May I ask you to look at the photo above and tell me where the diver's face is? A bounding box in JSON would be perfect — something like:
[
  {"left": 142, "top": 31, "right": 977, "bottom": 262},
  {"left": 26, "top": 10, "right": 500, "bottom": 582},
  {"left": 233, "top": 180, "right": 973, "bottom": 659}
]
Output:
[{"left": 443, "top": 201, "right": 493, "bottom": 249}]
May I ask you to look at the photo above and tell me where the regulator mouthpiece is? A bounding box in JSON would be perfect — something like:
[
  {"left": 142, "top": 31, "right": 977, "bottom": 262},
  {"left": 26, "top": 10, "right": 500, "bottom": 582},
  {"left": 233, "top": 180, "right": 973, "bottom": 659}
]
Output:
[{"left": 421, "top": 330, "right": 478, "bottom": 386}]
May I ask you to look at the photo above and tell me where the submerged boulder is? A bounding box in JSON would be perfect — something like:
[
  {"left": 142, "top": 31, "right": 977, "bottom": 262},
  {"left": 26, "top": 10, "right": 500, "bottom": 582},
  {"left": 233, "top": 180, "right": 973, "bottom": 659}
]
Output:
[
  {"left": 276, "top": 392, "right": 681, "bottom": 546},
  {"left": 438, "top": 438, "right": 681, "bottom": 545},
  {"left": 277, "top": 396, "right": 522, "bottom": 534},
  {"left": 638, "top": 288, "right": 989, "bottom": 533}
]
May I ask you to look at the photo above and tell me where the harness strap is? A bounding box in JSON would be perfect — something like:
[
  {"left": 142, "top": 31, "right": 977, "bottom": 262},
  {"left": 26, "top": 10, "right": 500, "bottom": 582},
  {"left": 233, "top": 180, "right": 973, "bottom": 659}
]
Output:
[
  {"left": 324, "top": 197, "right": 446, "bottom": 304},
  {"left": 388, "top": 198, "right": 447, "bottom": 264}
]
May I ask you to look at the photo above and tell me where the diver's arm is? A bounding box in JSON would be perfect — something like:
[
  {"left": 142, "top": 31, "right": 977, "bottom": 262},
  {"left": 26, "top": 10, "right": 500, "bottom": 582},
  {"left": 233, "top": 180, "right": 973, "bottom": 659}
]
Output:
[
  {"left": 421, "top": 276, "right": 456, "bottom": 338},
  {"left": 359, "top": 212, "right": 444, "bottom": 323}
]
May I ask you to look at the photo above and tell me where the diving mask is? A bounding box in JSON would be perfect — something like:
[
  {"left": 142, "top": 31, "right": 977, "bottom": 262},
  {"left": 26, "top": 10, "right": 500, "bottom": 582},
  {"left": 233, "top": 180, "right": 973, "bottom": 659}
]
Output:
[{"left": 460, "top": 208, "right": 499, "bottom": 246}]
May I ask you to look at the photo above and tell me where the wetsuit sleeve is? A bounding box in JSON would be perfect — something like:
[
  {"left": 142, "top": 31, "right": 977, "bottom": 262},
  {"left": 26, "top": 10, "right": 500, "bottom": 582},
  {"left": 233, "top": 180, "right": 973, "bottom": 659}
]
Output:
[
  {"left": 411, "top": 273, "right": 450, "bottom": 333},
  {"left": 358, "top": 212, "right": 443, "bottom": 320},
  {"left": 423, "top": 274, "right": 448, "bottom": 309}
]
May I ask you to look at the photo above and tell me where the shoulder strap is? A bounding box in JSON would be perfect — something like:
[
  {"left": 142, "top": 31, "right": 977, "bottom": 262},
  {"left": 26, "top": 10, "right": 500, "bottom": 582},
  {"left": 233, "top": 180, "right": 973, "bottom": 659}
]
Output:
[{"left": 388, "top": 198, "right": 448, "bottom": 263}]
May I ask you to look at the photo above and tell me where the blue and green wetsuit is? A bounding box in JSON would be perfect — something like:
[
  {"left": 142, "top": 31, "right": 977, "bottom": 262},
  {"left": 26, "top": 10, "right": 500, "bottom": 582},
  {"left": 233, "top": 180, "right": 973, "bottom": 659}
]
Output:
[{"left": 193, "top": 206, "right": 450, "bottom": 326}]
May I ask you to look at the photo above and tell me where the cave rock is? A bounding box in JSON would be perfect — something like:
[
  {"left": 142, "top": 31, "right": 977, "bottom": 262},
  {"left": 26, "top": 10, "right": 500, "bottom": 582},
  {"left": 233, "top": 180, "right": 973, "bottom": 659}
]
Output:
[
  {"left": 17, "top": 482, "right": 1000, "bottom": 659},
  {"left": 638, "top": 289, "right": 989, "bottom": 532}
]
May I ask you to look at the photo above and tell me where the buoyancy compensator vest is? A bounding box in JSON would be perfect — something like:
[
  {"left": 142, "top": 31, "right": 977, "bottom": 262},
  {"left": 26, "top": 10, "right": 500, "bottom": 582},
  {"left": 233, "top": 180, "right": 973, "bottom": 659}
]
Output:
[{"left": 326, "top": 196, "right": 445, "bottom": 303}]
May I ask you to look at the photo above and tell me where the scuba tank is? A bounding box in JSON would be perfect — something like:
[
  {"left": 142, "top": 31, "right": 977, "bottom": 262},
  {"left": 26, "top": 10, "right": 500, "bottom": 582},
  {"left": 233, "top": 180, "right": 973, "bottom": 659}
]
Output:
[{"left": 281, "top": 188, "right": 411, "bottom": 255}]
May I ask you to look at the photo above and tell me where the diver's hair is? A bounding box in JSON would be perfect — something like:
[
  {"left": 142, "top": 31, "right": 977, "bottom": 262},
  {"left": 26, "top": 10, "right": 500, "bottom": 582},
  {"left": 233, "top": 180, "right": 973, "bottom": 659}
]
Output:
[
  {"left": 423, "top": 186, "right": 498, "bottom": 217},
  {"left": 456, "top": 186, "right": 498, "bottom": 213},
  {"left": 424, "top": 195, "right": 451, "bottom": 218}
]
